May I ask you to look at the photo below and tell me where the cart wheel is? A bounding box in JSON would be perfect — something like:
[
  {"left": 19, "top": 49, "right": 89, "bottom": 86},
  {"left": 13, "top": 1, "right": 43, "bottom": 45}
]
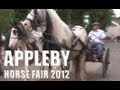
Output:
[{"left": 102, "top": 48, "right": 110, "bottom": 77}]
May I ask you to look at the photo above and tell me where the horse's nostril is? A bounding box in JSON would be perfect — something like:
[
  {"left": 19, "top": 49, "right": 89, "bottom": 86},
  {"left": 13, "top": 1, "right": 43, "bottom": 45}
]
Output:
[
  {"left": 10, "top": 45, "right": 13, "bottom": 49},
  {"left": 10, "top": 45, "right": 16, "bottom": 49},
  {"left": 24, "top": 23, "right": 27, "bottom": 26}
]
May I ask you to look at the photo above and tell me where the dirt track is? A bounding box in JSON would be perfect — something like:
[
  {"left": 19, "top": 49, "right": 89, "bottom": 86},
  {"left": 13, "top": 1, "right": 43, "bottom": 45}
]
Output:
[{"left": 87, "top": 41, "right": 120, "bottom": 81}]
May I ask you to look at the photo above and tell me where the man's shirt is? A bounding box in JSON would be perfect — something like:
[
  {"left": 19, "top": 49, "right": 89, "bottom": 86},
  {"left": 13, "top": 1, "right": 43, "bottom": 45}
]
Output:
[{"left": 88, "top": 29, "right": 106, "bottom": 44}]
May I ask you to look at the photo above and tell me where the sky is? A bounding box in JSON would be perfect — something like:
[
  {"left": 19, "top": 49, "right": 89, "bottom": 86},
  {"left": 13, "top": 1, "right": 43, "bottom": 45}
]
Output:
[
  {"left": 113, "top": 9, "right": 120, "bottom": 17},
  {"left": 84, "top": 9, "right": 120, "bottom": 24}
]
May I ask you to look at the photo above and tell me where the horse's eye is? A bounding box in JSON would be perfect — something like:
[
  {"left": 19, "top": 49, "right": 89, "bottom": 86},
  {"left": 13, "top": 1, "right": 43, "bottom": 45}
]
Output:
[
  {"left": 24, "top": 23, "right": 27, "bottom": 26},
  {"left": 13, "top": 30, "right": 17, "bottom": 35}
]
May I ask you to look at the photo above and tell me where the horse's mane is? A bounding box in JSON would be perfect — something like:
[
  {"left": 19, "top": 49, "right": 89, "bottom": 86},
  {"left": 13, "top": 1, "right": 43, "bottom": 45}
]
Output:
[
  {"left": 46, "top": 9, "right": 73, "bottom": 47},
  {"left": 46, "top": 9, "right": 70, "bottom": 31}
]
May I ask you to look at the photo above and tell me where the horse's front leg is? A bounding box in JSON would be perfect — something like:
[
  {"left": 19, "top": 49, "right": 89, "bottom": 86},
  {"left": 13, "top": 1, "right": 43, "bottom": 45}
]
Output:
[
  {"left": 78, "top": 50, "right": 87, "bottom": 81},
  {"left": 69, "top": 59, "right": 76, "bottom": 80},
  {"left": 24, "top": 65, "right": 29, "bottom": 81},
  {"left": 24, "top": 59, "right": 34, "bottom": 81}
]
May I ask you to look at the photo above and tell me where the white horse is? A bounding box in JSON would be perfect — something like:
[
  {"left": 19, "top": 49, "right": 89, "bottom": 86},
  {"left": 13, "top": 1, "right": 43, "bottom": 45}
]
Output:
[
  {"left": 8, "top": 21, "right": 44, "bottom": 80},
  {"left": 22, "top": 9, "right": 88, "bottom": 80}
]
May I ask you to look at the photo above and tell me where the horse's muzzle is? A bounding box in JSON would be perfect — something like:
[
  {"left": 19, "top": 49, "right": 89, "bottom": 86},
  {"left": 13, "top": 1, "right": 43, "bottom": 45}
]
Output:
[{"left": 9, "top": 44, "right": 17, "bottom": 50}]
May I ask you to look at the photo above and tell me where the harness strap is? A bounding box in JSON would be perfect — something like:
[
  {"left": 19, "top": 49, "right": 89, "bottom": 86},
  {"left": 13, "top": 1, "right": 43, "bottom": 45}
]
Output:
[
  {"left": 71, "top": 31, "right": 87, "bottom": 50},
  {"left": 26, "top": 18, "right": 33, "bottom": 23},
  {"left": 71, "top": 31, "right": 77, "bottom": 48}
]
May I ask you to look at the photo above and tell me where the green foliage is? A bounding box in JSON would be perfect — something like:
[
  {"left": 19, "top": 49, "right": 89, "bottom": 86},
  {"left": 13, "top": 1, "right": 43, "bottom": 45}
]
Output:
[
  {"left": 0, "top": 9, "right": 114, "bottom": 33},
  {"left": 72, "top": 9, "right": 89, "bottom": 26},
  {"left": 12, "top": 9, "right": 30, "bottom": 21},
  {"left": 57, "top": 9, "right": 72, "bottom": 24},
  {"left": 0, "top": 9, "right": 14, "bottom": 32},
  {"left": 0, "top": 9, "right": 30, "bottom": 33},
  {"left": 57, "top": 9, "right": 87, "bottom": 26},
  {"left": 57, "top": 9, "right": 114, "bottom": 33},
  {"left": 86, "top": 9, "right": 114, "bottom": 32}
]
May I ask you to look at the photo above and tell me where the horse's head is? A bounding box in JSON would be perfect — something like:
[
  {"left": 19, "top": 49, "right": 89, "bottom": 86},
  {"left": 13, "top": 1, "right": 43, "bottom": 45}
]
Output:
[
  {"left": 9, "top": 21, "right": 27, "bottom": 49},
  {"left": 22, "top": 9, "right": 38, "bottom": 31},
  {"left": 22, "top": 9, "right": 47, "bottom": 33}
]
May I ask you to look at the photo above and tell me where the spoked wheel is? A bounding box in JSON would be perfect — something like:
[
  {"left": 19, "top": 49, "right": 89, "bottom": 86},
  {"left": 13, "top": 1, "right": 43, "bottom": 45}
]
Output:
[{"left": 102, "top": 48, "right": 110, "bottom": 78}]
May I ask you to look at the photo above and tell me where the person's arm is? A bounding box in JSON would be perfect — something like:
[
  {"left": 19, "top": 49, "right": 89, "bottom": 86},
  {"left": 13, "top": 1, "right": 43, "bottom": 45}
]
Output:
[{"left": 97, "top": 31, "right": 106, "bottom": 40}]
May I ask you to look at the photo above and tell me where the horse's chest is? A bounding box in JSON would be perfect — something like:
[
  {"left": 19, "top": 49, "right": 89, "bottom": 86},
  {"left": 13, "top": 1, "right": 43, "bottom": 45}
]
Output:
[{"left": 28, "top": 38, "right": 35, "bottom": 44}]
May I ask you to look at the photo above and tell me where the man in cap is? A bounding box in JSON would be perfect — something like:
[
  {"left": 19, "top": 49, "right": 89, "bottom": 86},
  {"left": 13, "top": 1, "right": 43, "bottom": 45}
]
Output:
[{"left": 88, "top": 22, "right": 106, "bottom": 62}]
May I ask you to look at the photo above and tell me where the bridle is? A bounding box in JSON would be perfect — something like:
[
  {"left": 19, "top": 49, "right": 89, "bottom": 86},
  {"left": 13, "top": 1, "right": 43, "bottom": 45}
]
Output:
[
  {"left": 16, "top": 23, "right": 27, "bottom": 40},
  {"left": 25, "top": 9, "right": 54, "bottom": 42},
  {"left": 26, "top": 9, "right": 47, "bottom": 31}
]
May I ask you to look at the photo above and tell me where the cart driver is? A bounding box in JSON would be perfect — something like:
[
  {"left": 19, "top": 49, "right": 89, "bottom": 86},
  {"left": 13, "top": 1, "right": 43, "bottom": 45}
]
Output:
[{"left": 88, "top": 22, "right": 106, "bottom": 62}]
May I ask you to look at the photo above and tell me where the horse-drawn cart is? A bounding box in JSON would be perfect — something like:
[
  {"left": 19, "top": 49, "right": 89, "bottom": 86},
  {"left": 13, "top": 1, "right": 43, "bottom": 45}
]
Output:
[{"left": 86, "top": 47, "right": 110, "bottom": 77}]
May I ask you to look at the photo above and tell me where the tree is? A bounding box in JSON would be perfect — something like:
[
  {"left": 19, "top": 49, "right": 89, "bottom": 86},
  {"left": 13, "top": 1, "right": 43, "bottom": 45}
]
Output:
[
  {"left": 0, "top": 9, "right": 114, "bottom": 33},
  {"left": 0, "top": 9, "right": 14, "bottom": 32},
  {"left": 71, "top": 9, "right": 85, "bottom": 26},
  {"left": 86, "top": 9, "right": 114, "bottom": 32},
  {"left": 0, "top": 9, "right": 30, "bottom": 32},
  {"left": 11, "top": 9, "right": 30, "bottom": 22},
  {"left": 57, "top": 9, "right": 72, "bottom": 24},
  {"left": 57, "top": 9, "right": 114, "bottom": 33}
]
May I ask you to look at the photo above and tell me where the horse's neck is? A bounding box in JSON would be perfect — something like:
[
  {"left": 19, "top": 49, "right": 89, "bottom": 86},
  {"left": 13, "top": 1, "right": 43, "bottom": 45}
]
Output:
[
  {"left": 26, "top": 30, "right": 42, "bottom": 45},
  {"left": 37, "top": 9, "right": 46, "bottom": 22},
  {"left": 27, "top": 30, "right": 43, "bottom": 52},
  {"left": 20, "top": 30, "right": 34, "bottom": 45},
  {"left": 30, "top": 30, "right": 42, "bottom": 38},
  {"left": 37, "top": 9, "right": 47, "bottom": 32},
  {"left": 46, "top": 9, "right": 73, "bottom": 48},
  {"left": 17, "top": 40, "right": 27, "bottom": 51}
]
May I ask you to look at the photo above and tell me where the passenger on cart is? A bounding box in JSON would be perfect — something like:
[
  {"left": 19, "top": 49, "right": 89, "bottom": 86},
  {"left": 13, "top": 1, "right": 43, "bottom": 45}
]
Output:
[{"left": 88, "top": 22, "right": 106, "bottom": 62}]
